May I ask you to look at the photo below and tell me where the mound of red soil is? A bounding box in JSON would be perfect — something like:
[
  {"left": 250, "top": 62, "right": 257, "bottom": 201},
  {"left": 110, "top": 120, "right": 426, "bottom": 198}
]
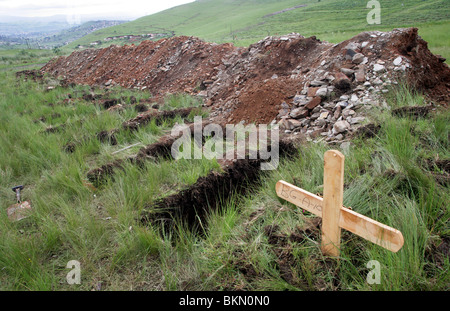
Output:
[
  {"left": 393, "top": 28, "right": 450, "bottom": 103},
  {"left": 41, "top": 37, "right": 237, "bottom": 98},
  {"left": 41, "top": 28, "right": 449, "bottom": 127}
]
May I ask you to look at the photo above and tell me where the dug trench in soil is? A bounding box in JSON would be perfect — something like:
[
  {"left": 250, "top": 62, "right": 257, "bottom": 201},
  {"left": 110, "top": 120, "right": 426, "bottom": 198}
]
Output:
[
  {"left": 422, "top": 158, "right": 450, "bottom": 186},
  {"left": 262, "top": 216, "right": 362, "bottom": 290},
  {"left": 42, "top": 117, "right": 87, "bottom": 135},
  {"left": 64, "top": 107, "right": 197, "bottom": 153},
  {"left": 139, "top": 138, "right": 299, "bottom": 233},
  {"left": 424, "top": 159, "right": 450, "bottom": 173},
  {"left": 122, "top": 107, "right": 197, "bottom": 132},
  {"left": 263, "top": 221, "right": 322, "bottom": 289},
  {"left": 16, "top": 69, "right": 43, "bottom": 82},
  {"left": 93, "top": 96, "right": 139, "bottom": 110},
  {"left": 79, "top": 91, "right": 133, "bottom": 105},
  {"left": 351, "top": 123, "right": 381, "bottom": 139},
  {"left": 63, "top": 130, "right": 119, "bottom": 153},
  {"left": 86, "top": 122, "right": 215, "bottom": 185},
  {"left": 43, "top": 123, "right": 66, "bottom": 134},
  {"left": 391, "top": 105, "right": 434, "bottom": 119},
  {"left": 425, "top": 235, "right": 450, "bottom": 271}
]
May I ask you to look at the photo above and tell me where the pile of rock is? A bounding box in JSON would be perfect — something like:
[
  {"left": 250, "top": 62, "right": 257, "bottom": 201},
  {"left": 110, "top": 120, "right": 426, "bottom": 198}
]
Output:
[{"left": 275, "top": 35, "right": 417, "bottom": 143}]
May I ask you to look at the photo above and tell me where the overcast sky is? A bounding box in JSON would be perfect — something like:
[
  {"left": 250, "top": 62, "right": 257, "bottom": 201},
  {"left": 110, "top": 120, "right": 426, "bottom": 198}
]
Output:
[{"left": 0, "top": 0, "right": 195, "bottom": 21}]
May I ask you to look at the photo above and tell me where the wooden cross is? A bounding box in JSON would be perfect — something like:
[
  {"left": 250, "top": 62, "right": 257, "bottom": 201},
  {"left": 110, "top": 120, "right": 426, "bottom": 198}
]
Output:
[{"left": 276, "top": 150, "right": 404, "bottom": 257}]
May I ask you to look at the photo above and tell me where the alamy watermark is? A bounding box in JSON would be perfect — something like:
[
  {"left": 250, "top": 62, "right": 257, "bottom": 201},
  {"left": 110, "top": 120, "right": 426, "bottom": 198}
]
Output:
[
  {"left": 66, "top": 260, "right": 81, "bottom": 285},
  {"left": 367, "top": 0, "right": 381, "bottom": 25},
  {"left": 366, "top": 260, "right": 381, "bottom": 285},
  {"left": 64, "top": 258, "right": 381, "bottom": 286},
  {"left": 170, "top": 117, "right": 280, "bottom": 171},
  {"left": 66, "top": 1, "right": 81, "bottom": 25}
]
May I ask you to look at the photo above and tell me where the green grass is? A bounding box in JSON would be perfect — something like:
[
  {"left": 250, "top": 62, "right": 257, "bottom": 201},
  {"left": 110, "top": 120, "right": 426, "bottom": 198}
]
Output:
[
  {"left": 0, "top": 71, "right": 222, "bottom": 290},
  {"left": 0, "top": 49, "right": 56, "bottom": 71},
  {"left": 177, "top": 88, "right": 449, "bottom": 291},
  {"left": 0, "top": 70, "right": 448, "bottom": 291}
]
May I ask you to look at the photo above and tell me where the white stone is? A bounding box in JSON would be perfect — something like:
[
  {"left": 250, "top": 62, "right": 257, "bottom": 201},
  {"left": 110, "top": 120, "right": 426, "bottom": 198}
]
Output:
[
  {"left": 352, "top": 53, "right": 365, "bottom": 64},
  {"left": 316, "top": 87, "right": 328, "bottom": 98},
  {"left": 395, "top": 65, "right": 406, "bottom": 72},
  {"left": 373, "top": 78, "right": 383, "bottom": 85},
  {"left": 393, "top": 56, "right": 403, "bottom": 66},
  {"left": 334, "top": 134, "right": 343, "bottom": 141},
  {"left": 373, "top": 64, "right": 386, "bottom": 73},
  {"left": 345, "top": 42, "right": 360, "bottom": 50},
  {"left": 350, "top": 117, "right": 365, "bottom": 124},
  {"left": 318, "top": 112, "right": 329, "bottom": 120},
  {"left": 310, "top": 80, "right": 327, "bottom": 86},
  {"left": 333, "top": 120, "right": 351, "bottom": 133},
  {"left": 288, "top": 119, "right": 303, "bottom": 129},
  {"left": 337, "top": 101, "right": 349, "bottom": 108}
]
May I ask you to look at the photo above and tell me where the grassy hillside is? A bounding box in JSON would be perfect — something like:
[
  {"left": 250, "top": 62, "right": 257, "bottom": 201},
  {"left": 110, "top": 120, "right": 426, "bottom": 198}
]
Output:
[
  {"left": 0, "top": 70, "right": 448, "bottom": 291},
  {"left": 39, "top": 20, "right": 127, "bottom": 49},
  {"left": 0, "top": 49, "right": 55, "bottom": 72},
  {"left": 0, "top": 0, "right": 448, "bottom": 294},
  {"left": 66, "top": 0, "right": 450, "bottom": 59}
]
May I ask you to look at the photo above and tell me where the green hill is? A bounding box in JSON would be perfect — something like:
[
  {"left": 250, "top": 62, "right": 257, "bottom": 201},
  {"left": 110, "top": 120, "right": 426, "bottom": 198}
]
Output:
[
  {"left": 67, "top": 0, "right": 450, "bottom": 58},
  {"left": 39, "top": 20, "right": 127, "bottom": 49}
]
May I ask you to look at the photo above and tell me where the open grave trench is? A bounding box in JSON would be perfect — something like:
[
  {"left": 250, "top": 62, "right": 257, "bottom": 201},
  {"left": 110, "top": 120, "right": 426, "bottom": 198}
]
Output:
[
  {"left": 64, "top": 106, "right": 198, "bottom": 153},
  {"left": 26, "top": 84, "right": 300, "bottom": 234},
  {"left": 82, "top": 115, "right": 300, "bottom": 232},
  {"left": 38, "top": 88, "right": 149, "bottom": 135},
  {"left": 36, "top": 86, "right": 202, "bottom": 153},
  {"left": 138, "top": 132, "right": 299, "bottom": 232}
]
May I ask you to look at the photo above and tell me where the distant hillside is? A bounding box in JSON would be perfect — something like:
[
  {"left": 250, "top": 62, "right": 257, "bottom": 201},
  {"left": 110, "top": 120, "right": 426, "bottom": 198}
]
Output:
[
  {"left": 67, "top": 0, "right": 450, "bottom": 50},
  {"left": 0, "top": 20, "right": 127, "bottom": 50},
  {"left": 0, "top": 16, "right": 72, "bottom": 37},
  {"left": 39, "top": 20, "right": 127, "bottom": 49}
]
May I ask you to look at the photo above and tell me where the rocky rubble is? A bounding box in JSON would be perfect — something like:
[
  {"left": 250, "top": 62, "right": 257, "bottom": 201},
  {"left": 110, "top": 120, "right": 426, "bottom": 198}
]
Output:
[
  {"left": 40, "top": 28, "right": 449, "bottom": 144},
  {"left": 271, "top": 43, "right": 403, "bottom": 143}
]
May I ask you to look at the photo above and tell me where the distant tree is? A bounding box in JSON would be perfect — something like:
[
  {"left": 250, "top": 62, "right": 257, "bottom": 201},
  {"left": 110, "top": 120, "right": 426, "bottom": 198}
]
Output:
[{"left": 53, "top": 46, "right": 62, "bottom": 55}]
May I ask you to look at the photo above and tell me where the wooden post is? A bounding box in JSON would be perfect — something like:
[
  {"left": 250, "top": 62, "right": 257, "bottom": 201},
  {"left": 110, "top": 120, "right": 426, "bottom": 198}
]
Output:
[
  {"left": 275, "top": 150, "right": 404, "bottom": 256},
  {"left": 321, "top": 150, "right": 344, "bottom": 257}
]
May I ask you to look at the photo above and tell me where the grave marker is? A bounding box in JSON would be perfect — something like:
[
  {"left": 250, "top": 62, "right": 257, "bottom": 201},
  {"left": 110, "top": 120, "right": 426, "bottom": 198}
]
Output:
[{"left": 276, "top": 150, "right": 404, "bottom": 256}]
